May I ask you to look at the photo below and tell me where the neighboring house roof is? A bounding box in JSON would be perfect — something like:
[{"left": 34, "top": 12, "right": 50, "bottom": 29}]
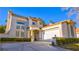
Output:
[{"left": 76, "top": 28, "right": 79, "bottom": 34}]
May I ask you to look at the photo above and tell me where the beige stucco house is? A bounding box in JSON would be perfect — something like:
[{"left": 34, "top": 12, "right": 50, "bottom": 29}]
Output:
[{"left": 0, "top": 11, "right": 77, "bottom": 41}]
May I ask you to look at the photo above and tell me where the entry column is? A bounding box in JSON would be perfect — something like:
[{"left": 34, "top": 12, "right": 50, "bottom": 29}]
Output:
[{"left": 30, "top": 30, "right": 34, "bottom": 42}]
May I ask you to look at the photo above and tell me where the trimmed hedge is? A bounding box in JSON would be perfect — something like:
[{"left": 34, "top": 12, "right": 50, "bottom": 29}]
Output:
[
  {"left": 56, "top": 37, "right": 79, "bottom": 46},
  {"left": 0, "top": 38, "right": 31, "bottom": 43}
]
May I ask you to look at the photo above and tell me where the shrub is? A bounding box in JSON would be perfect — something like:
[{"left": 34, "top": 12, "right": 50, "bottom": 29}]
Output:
[
  {"left": 56, "top": 37, "right": 79, "bottom": 46},
  {"left": 0, "top": 38, "right": 31, "bottom": 43}
]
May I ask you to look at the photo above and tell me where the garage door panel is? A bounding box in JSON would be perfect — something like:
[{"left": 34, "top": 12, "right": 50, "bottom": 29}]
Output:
[{"left": 44, "top": 29, "right": 60, "bottom": 40}]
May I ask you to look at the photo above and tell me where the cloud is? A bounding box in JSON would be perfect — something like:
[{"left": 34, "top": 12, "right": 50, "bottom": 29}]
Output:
[
  {"left": 61, "top": 7, "right": 69, "bottom": 11},
  {"left": 61, "top": 7, "right": 79, "bottom": 26}
]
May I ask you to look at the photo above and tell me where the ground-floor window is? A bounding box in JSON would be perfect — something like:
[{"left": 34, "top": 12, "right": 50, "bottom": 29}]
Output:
[
  {"left": 16, "top": 25, "right": 20, "bottom": 29},
  {"left": 21, "top": 32, "right": 25, "bottom": 37},
  {"left": 21, "top": 26, "right": 25, "bottom": 30},
  {"left": 16, "top": 31, "right": 19, "bottom": 37}
]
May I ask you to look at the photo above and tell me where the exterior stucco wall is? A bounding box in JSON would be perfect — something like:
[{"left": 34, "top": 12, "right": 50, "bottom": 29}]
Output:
[
  {"left": 8, "top": 16, "right": 17, "bottom": 38},
  {"left": 72, "top": 26, "right": 77, "bottom": 38},
  {"left": 5, "top": 12, "right": 13, "bottom": 33},
  {"left": 0, "top": 34, "right": 8, "bottom": 38},
  {"left": 9, "top": 16, "right": 29, "bottom": 38},
  {"left": 61, "top": 22, "right": 69, "bottom": 38},
  {"left": 28, "top": 18, "right": 43, "bottom": 30},
  {"left": 61, "top": 22, "right": 76, "bottom": 38}
]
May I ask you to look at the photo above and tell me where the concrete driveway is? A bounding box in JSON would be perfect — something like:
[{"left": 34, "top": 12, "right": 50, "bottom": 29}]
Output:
[{"left": 0, "top": 41, "right": 69, "bottom": 51}]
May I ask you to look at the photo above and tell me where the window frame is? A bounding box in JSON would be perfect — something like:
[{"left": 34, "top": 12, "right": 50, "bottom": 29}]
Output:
[
  {"left": 16, "top": 25, "right": 20, "bottom": 29},
  {"left": 32, "top": 21, "right": 36, "bottom": 25}
]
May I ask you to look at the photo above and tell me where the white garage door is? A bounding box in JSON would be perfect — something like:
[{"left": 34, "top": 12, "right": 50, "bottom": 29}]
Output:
[
  {"left": 43, "top": 28, "right": 60, "bottom": 40},
  {"left": 77, "top": 34, "right": 79, "bottom": 38}
]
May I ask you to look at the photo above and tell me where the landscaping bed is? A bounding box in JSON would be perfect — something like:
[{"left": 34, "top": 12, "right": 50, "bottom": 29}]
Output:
[
  {"left": 53, "top": 37, "right": 79, "bottom": 51},
  {"left": 60, "top": 43, "right": 79, "bottom": 51},
  {"left": 56, "top": 38, "right": 79, "bottom": 45}
]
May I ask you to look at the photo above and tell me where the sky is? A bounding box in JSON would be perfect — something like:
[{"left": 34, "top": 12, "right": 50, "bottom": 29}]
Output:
[{"left": 0, "top": 7, "right": 79, "bottom": 27}]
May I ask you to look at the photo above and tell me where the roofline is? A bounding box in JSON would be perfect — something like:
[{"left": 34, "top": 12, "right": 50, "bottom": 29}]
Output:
[
  {"left": 10, "top": 12, "right": 28, "bottom": 19},
  {"left": 9, "top": 10, "right": 43, "bottom": 22},
  {"left": 42, "top": 20, "right": 75, "bottom": 28}
]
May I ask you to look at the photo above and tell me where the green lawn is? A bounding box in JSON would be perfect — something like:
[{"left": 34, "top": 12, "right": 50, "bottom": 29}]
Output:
[{"left": 61, "top": 43, "right": 79, "bottom": 51}]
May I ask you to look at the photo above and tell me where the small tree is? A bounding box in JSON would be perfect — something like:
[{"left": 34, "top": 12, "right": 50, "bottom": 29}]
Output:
[{"left": 0, "top": 26, "right": 6, "bottom": 33}]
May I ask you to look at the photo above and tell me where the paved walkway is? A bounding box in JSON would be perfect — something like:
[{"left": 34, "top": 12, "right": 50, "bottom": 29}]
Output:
[{"left": 0, "top": 41, "right": 69, "bottom": 51}]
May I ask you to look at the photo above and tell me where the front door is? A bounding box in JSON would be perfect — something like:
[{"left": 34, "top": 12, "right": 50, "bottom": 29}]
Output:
[{"left": 33, "top": 30, "right": 39, "bottom": 41}]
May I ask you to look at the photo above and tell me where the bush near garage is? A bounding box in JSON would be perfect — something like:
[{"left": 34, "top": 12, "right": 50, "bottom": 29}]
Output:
[{"left": 56, "top": 37, "right": 79, "bottom": 46}]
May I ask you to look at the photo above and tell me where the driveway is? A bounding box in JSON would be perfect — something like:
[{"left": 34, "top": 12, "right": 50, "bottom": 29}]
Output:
[{"left": 0, "top": 41, "right": 69, "bottom": 51}]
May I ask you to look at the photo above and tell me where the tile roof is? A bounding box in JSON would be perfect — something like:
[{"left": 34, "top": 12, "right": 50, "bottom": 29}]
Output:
[{"left": 76, "top": 28, "right": 79, "bottom": 34}]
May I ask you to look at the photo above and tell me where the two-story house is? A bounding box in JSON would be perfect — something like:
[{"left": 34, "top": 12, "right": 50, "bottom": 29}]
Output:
[{"left": 0, "top": 11, "right": 77, "bottom": 42}]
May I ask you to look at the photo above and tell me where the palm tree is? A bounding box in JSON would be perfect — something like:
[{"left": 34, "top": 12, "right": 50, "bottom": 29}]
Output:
[
  {"left": 49, "top": 20, "right": 55, "bottom": 24},
  {"left": 39, "top": 18, "right": 46, "bottom": 25}
]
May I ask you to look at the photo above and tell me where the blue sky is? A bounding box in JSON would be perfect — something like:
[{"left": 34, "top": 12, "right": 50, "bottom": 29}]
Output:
[{"left": 0, "top": 7, "right": 79, "bottom": 27}]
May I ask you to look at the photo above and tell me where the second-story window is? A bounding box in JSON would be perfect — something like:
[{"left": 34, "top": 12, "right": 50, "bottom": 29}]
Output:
[
  {"left": 32, "top": 22, "right": 36, "bottom": 25},
  {"left": 17, "top": 22, "right": 25, "bottom": 25}
]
